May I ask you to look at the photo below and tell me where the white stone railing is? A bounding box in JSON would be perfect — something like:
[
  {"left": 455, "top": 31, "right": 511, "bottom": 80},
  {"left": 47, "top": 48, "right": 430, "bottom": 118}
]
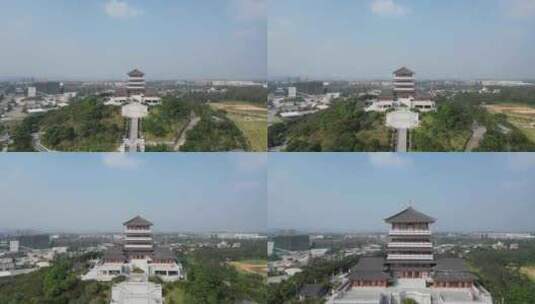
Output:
[
  {"left": 394, "top": 76, "right": 414, "bottom": 81},
  {"left": 393, "top": 88, "right": 416, "bottom": 91},
  {"left": 125, "top": 237, "right": 152, "bottom": 241},
  {"left": 388, "top": 242, "right": 432, "bottom": 248},
  {"left": 124, "top": 229, "right": 152, "bottom": 234},
  {"left": 389, "top": 230, "right": 431, "bottom": 236},
  {"left": 124, "top": 244, "right": 153, "bottom": 249},
  {"left": 387, "top": 254, "right": 433, "bottom": 260}
]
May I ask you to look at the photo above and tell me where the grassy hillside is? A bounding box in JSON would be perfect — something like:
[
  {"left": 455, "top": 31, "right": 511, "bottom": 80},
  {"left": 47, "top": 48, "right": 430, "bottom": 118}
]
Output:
[
  {"left": 9, "top": 97, "right": 124, "bottom": 152},
  {"left": 209, "top": 101, "right": 267, "bottom": 152},
  {"left": 410, "top": 101, "right": 535, "bottom": 152},
  {"left": 0, "top": 253, "right": 110, "bottom": 304},
  {"left": 180, "top": 107, "right": 249, "bottom": 152},
  {"left": 269, "top": 100, "right": 392, "bottom": 152}
]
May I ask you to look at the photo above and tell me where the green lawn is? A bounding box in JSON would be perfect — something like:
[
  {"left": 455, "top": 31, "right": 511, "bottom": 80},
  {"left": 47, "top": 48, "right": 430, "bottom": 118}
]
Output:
[{"left": 165, "top": 285, "right": 188, "bottom": 304}]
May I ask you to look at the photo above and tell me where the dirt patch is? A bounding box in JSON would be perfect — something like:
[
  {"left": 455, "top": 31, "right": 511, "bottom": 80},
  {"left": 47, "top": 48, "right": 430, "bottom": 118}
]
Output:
[
  {"left": 485, "top": 104, "right": 535, "bottom": 115},
  {"left": 520, "top": 266, "right": 535, "bottom": 282},
  {"left": 210, "top": 102, "right": 267, "bottom": 113},
  {"left": 229, "top": 261, "right": 267, "bottom": 276}
]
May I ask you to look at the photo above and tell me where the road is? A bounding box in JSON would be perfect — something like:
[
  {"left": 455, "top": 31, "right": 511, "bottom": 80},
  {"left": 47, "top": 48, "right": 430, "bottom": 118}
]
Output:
[
  {"left": 124, "top": 117, "right": 144, "bottom": 152},
  {"left": 32, "top": 133, "right": 53, "bottom": 152},
  {"left": 396, "top": 128, "right": 408, "bottom": 152},
  {"left": 174, "top": 112, "right": 201, "bottom": 151},
  {"left": 465, "top": 123, "right": 487, "bottom": 152}
]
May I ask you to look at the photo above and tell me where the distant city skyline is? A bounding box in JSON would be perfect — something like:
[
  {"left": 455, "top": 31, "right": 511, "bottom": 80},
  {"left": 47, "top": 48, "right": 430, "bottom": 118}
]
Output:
[
  {"left": 268, "top": 153, "right": 535, "bottom": 233},
  {"left": 0, "top": 0, "right": 266, "bottom": 80},
  {"left": 269, "top": 0, "right": 535, "bottom": 80},
  {"left": 0, "top": 153, "right": 267, "bottom": 233}
]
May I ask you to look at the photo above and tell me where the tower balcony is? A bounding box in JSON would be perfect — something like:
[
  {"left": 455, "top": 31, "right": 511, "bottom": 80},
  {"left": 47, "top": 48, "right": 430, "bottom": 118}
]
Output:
[
  {"left": 388, "top": 242, "right": 432, "bottom": 248},
  {"left": 393, "top": 82, "right": 415, "bottom": 87},
  {"left": 389, "top": 229, "right": 431, "bottom": 236},
  {"left": 124, "top": 244, "right": 153, "bottom": 249},
  {"left": 124, "top": 228, "right": 152, "bottom": 234},
  {"left": 393, "top": 88, "right": 416, "bottom": 92},
  {"left": 386, "top": 254, "right": 434, "bottom": 261},
  {"left": 394, "top": 76, "right": 414, "bottom": 81},
  {"left": 125, "top": 237, "right": 153, "bottom": 242}
]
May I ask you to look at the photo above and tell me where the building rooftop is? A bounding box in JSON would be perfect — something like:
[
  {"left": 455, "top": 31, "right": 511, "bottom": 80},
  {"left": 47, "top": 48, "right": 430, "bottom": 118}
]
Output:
[
  {"left": 123, "top": 216, "right": 153, "bottom": 227},
  {"left": 384, "top": 206, "right": 436, "bottom": 224},
  {"left": 153, "top": 247, "right": 175, "bottom": 260},
  {"left": 103, "top": 246, "right": 126, "bottom": 261},
  {"left": 433, "top": 258, "right": 477, "bottom": 282},
  {"left": 349, "top": 257, "right": 391, "bottom": 281}
]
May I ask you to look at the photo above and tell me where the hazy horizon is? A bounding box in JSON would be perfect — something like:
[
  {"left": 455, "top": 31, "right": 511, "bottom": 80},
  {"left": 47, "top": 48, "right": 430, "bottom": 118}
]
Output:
[
  {"left": 269, "top": 0, "right": 535, "bottom": 80},
  {"left": 268, "top": 153, "right": 535, "bottom": 233},
  {"left": 0, "top": 0, "right": 266, "bottom": 80},
  {"left": 0, "top": 153, "right": 267, "bottom": 233}
]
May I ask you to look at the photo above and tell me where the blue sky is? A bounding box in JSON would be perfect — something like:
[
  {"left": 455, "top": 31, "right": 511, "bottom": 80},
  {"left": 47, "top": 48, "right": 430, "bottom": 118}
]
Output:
[
  {"left": 268, "top": 0, "right": 535, "bottom": 80},
  {"left": 0, "top": 0, "right": 266, "bottom": 80},
  {"left": 0, "top": 153, "right": 267, "bottom": 233},
  {"left": 268, "top": 153, "right": 535, "bottom": 233}
]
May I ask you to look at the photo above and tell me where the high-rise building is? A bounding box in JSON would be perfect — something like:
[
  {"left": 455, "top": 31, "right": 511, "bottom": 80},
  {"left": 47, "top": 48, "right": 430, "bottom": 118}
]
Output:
[
  {"left": 288, "top": 87, "right": 297, "bottom": 98},
  {"left": 9, "top": 240, "right": 19, "bottom": 253},
  {"left": 27, "top": 87, "right": 36, "bottom": 98},
  {"left": 393, "top": 67, "right": 416, "bottom": 99},
  {"left": 273, "top": 234, "right": 310, "bottom": 252},
  {"left": 126, "top": 69, "right": 146, "bottom": 96},
  {"left": 34, "top": 82, "right": 62, "bottom": 95}
]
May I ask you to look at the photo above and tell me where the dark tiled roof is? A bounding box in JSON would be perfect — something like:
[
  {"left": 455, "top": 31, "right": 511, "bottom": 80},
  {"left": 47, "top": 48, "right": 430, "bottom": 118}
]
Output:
[
  {"left": 123, "top": 216, "right": 153, "bottom": 226},
  {"left": 128, "top": 69, "right": 145, "bottom": 77},
  {"left": 349, "top": 257, "right": 391, "bottom": 281},
  {"left": 153, "top": 247, "right": 175, "bottom": 260},
  {"left": 384, "top": 207, "right": 435, "bottom": 224},
  {"left": 299, "top": 284, "right": 328, "bottom": 298},
  {"left": 103, "top": 246, "right": 126, "bottom": 260},
  {"left": 353, "top": 257, "right": 385, "bottom": 272},
  {"left": 433, "top": 258, "right": 476, "bottom": 282},
  {"left": 433, "top": 271, "right": 476, "bottom": 282},
  {"left": 393, "top": 67, "right": 414, "bottom": 76},
  {"left": 434, "top": 258, "right": 469, "bottom": 272}
]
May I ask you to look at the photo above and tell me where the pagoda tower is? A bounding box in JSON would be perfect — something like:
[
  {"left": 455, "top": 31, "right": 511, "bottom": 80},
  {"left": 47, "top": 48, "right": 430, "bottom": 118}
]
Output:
[
  {"left": 123, "top": 216, "right": 154, "bottom": 260},
  {"left": 126, "top": 69, "right": 146, "bottom": 96},
  {"left": 393, "top": 67, "right": 416, "bottom": 99},
  {"left": 384, "top": 206, "right": 435, "bottom": 279}
]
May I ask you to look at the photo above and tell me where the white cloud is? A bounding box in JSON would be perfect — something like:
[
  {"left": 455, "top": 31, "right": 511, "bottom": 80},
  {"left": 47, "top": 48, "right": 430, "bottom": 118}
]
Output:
[
  {"left": 368, "top": 153, "right": 412, "bottom": 168},
  {"left": 104, "top": 0, "right": 143, "bottom": 19},
  {"left": 370, "top": 0, "right": 409, "bottom": 17},
  {"left": 102, "top": 154, "right": 142, "bottom": 170},
  {"left": 230, "top": 0, "right": 266, "bottom": 22},
  {"left": 505, "top": 0, "right": 535, "bottom": 18}
]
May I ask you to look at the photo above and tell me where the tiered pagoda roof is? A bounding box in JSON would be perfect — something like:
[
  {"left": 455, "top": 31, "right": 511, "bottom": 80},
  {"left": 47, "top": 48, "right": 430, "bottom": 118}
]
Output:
[
  {"left": 384, "top": 206, "right": 436, "bottom": 223},
  {"left": 123, "top": 215, "right": 153, "bottom": 226},
  {"left": 393, "top": 67, "right": 414, "bottom": 76},
  {"left": 127, "top": 69, "right": 145, "bottom": 77}
]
